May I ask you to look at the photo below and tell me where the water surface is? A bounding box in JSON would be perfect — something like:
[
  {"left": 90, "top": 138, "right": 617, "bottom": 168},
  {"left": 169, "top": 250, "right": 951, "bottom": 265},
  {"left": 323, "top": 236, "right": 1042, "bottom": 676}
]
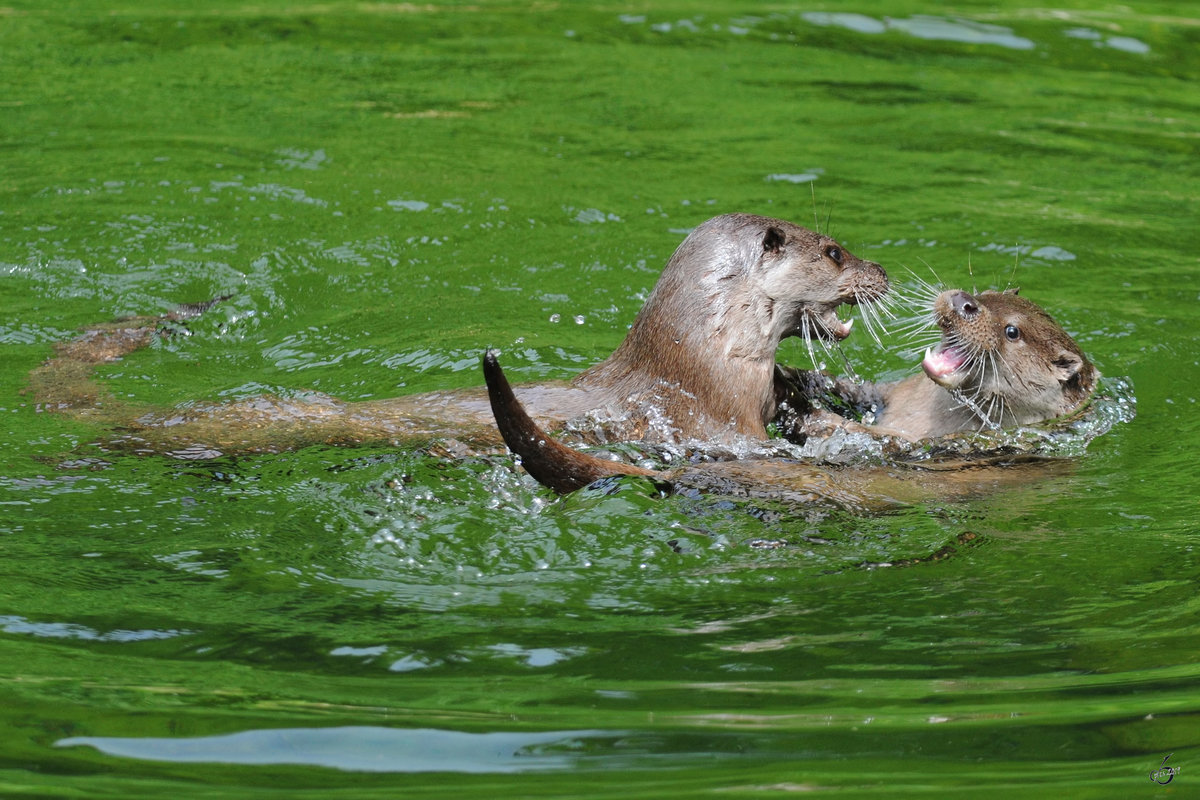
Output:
[{"left": 2, "top": 2, "right": 1198, "bottom": 796}]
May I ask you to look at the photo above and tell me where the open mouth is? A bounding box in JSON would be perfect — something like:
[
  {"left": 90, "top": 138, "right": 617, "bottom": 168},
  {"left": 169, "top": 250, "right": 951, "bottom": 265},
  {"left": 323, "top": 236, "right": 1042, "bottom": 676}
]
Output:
[
  {"left": 922, "top": 342, "right": 967, "bottom": 386},
  {"left": 804, "top": 308, "right": 855, "bottom": 341}
]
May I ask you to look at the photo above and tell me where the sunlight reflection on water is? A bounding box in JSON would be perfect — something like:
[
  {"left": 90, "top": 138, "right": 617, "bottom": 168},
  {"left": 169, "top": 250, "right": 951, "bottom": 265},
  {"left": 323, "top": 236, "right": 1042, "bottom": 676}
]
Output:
[{"left": 56, "top": 727, "right": 615, "bottom": 773}]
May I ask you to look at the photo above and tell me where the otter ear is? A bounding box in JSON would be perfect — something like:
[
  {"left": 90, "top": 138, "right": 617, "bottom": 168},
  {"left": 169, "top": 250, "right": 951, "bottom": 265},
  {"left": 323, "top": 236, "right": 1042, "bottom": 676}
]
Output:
[
  {"left": 1052, "top": 351, "right": 1083, "bottom": 387},
  {"left": 762, "top": 226, "right": 786, "bottom": 254}
]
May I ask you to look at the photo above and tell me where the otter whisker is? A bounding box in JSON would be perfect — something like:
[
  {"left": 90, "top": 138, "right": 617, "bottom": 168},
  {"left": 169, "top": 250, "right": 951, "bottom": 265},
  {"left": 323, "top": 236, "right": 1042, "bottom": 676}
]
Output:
[
  {"left": 897, "top": 330, "right": 939, "bottom": 349},
  {"left": 892, "top": 296, "right": 936, "bottom": 321},
  {"left": 811, "top": 316, "right": 831, "bottom": 369},
  {"left": 883, "top": 288, "right": 909, "bottom": 319},
  {"left": 979, "top": 353, "right": 995, "bottom": 387},
  {"left": 985, "top": 393, "right": 1001, "bottom": 424},
  {"left": 814, "top": 318, "right": 838, "bottom": 358},
  {"left": 960, "top": 364, "right": 1004, "bottom": 430},
  {"left": 951, "top": 388, "right": 1001, "bottom": 431},
  {"left": 801, "top": 315, "right": 820, "bottom": 370},
  {"left": 991, "top": 395, "right": 1006, "bottom": 429},
  {"left": 902, "top": 262, "right": 946, "bottom": 290},
  {"left": 891, "top": 306, "right": 939, "bottom": 341},
  {"left": 993, "top": 347, "right": 1014, "bottom": 376},
  {"left": 828, "top": 336, "right": 860, "bottom": 382},
  {"left": 978, "top": 350, "right": 995, "bottom": 384},
  {"left": 896, "top": 320, "right": 938, "bottom": 342},
  {"left": 864, "top": 288, "right": 897, "bottom": 322},
  {"left": 804, "top": 310, "right": 861, "bottom": 380},
  {"left": 854, "top": 294, "right": 886, "bottom": 346},
  {"left": 946, "top": 329, "right": 973, "bottom": 358},
  {"left": 902, "top": 284, "right": 945, "bottom": 307},
  {"left": 890, "top": 284, "right": 942, "bottom": 318},
  {"left": 873, "top": 288, "right": 905, "bottom": 321},
  {"left": 833, "top": 346, "right": 860, "bottom": 382},
  {"left": 901, "top": 334, "right": 942, "bottom": 358}
]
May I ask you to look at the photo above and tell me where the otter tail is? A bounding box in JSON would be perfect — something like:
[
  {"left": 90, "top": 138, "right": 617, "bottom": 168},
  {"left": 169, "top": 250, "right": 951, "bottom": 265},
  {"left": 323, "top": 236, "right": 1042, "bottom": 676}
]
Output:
[{"left": 482, "top": 351, "right": 659, "bottom": 494}]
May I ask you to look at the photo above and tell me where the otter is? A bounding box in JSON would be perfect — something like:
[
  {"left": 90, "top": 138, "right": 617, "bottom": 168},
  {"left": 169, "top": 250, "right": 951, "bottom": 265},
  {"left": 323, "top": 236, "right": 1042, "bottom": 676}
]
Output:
[
  {"left": 27, "top": 213, "right": 888, "bottom": 457},
  {"left": 484, "top": 288, "right": 1097, "bottom": 494},
  {"left": 565, "top": 213, "right": 888, "bottom": 442},
  {"left": 812, "top": 288, "right": 1096, "bottom": 440}
]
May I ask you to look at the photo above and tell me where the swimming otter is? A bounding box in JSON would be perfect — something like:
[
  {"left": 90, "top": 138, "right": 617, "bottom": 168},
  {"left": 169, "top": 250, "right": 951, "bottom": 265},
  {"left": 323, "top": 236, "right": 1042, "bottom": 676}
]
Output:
[
  {"left": 485, "top": 288, "right": 1096, "bottom": 493},
  {"left": 814, "top": 288, "right": 1096, "bottom": 440},
  {"left": 566, "top": 213, "right": 889, "bottom": 442},
  {"left": 27, "top": 213, "right": 888, "bottom": 456}
]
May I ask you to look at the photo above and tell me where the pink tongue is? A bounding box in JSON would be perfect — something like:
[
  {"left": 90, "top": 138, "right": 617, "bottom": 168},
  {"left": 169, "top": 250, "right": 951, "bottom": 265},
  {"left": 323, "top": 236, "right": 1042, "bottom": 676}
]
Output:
[{"left": 922, "top": 345, "right": 966, "bottom": 379}]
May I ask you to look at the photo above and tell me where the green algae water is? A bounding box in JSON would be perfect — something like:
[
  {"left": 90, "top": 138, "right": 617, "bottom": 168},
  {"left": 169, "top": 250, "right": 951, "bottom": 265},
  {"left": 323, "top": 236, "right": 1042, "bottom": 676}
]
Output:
[{"left": 2, "top": 2, "right": 1198, "bottom": 796}]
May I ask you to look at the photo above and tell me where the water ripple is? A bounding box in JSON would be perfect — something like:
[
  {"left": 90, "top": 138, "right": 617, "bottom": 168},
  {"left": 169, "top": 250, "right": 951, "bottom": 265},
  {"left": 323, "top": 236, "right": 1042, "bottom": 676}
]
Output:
[
  {"left": 0, "top": 614, "right": 192, "bottom": 643},
  {"left": 56, "top": 727, "right": 614, "bottom": 773}
]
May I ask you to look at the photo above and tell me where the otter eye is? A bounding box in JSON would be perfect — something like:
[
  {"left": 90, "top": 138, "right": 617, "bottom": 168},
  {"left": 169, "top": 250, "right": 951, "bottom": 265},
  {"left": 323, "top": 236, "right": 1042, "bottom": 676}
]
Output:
[
  {"left": 824, "top": 246, "right": 843, "bottom": 265},
  {"left": 1004, "top": 324, "right": 1021, "bottom": 341}
]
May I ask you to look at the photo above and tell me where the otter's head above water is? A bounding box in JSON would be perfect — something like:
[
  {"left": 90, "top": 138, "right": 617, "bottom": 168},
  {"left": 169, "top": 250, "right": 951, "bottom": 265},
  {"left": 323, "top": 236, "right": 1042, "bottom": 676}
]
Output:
[
  {"left": 665, "top": 213, "right": 890, "bottom": 348},
  {"left": 575, "top": 213, "right": 889, "bottom": 441},
  {"left": 920, "top": 288, "right": 1096, "bottom": 430}
]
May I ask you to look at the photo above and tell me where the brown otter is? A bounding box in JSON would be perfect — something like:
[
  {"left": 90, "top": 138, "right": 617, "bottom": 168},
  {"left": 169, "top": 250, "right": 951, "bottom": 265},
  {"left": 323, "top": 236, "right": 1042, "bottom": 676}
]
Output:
[
  {"left": 814, "top": 288, "right": 1096, "bottom": 440},
  {"left": 565, "top": 213, "right": 888, "bottom": 442},
  {"left": 484, "top": 288, "right": 1097, "bottom": 494},
  {"left": 27, "top": 213, "right": 888, "bottom": 456}
]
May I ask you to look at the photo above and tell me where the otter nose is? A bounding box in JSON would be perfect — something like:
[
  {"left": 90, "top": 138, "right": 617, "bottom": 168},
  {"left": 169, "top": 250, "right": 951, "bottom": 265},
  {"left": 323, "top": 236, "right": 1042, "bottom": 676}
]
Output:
[{"left": 951, "top": 291, "right": 979, "bottom": 318}]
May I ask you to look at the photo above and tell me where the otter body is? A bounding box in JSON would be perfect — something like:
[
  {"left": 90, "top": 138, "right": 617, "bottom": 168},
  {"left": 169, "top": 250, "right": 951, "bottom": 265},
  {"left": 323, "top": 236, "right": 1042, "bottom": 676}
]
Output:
[{"left": 29, "top": 213, "right": 887, "bottom": 456}]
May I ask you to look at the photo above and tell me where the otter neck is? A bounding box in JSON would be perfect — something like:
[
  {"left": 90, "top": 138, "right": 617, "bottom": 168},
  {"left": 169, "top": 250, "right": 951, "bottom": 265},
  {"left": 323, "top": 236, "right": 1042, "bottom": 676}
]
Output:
[
  {"left": 576, "top": 288, "right": 782, "bottom": 440},
  {"left": 873, "top": 375, "right": 985, "bottom": 440},
  {"left": 875, "top": 373, "right": 1095, "bottom": 441}
]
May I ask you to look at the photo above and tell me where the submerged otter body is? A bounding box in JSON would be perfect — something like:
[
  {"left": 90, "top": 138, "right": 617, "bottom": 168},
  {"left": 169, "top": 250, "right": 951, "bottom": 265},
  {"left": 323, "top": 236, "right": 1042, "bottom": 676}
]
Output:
[
  {"left": 28, "top": 213, "right": 887, "bottom": 457},
  {"left": 486, "top": 288, "right": 1097, "bottom": 494}
]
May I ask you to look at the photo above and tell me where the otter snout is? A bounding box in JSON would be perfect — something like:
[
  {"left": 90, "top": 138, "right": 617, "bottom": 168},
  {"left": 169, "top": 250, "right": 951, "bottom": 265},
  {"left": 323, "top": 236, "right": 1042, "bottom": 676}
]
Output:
[
  {"left": 951, "top": 290, "right": 980, "bottom": 318},
  {"left": 841, "top": 259, "right": 889, "bottom": 306}
]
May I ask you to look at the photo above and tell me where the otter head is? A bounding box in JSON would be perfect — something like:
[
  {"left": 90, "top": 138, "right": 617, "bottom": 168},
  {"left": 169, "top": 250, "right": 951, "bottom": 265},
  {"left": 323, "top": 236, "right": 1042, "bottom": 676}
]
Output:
[
  {"left": 922, "top": 288, "right": 1096, "bottom": 426},
  {"left": 659, "top": 214, "right": 889, "bottom": 360},
  {"left": 755, "top": 221, "right": 890, "bottom": 346}
]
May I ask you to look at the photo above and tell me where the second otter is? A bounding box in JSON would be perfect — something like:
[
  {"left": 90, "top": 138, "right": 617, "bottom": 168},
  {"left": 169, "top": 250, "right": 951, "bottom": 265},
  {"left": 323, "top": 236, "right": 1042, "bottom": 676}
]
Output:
[{"left": 818, "top": 288, "right": 1096, "bottom": 440}]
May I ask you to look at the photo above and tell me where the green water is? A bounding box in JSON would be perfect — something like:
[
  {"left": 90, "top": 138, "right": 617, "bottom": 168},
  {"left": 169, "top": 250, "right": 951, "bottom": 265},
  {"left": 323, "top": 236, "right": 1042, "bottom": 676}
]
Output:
[{"left": 2, "top": 1, "right": 1198, "bottom": 796}]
